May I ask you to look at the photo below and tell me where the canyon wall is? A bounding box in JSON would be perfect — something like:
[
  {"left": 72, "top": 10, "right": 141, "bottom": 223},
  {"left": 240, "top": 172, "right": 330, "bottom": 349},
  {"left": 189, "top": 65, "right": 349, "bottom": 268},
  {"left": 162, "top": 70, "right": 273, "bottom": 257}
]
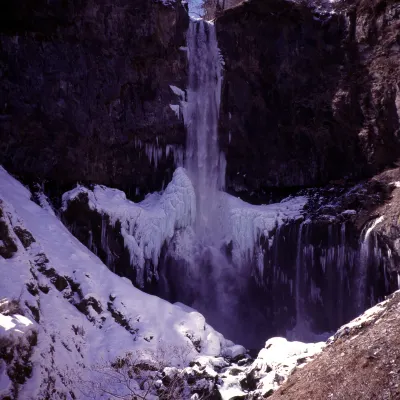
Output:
[
  {"left": 0, "top": 0, "right": 189, "bottom": 197},
  {"left": 0, "top": 0, "right": 399, "bottom": 198},
  {"left": 217, "top": 0, "right": 400, "bottom": 194}
]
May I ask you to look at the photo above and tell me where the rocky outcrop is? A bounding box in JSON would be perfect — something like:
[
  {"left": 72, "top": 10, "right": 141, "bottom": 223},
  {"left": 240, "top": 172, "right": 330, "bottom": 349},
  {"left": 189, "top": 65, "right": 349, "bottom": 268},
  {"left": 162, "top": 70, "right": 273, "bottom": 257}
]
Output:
[
  {"left": 217, "top": 0, "right": 400, "bottom": 194},
  {"left": 0, "top": 0, "right": 189, "bottom": 197}
]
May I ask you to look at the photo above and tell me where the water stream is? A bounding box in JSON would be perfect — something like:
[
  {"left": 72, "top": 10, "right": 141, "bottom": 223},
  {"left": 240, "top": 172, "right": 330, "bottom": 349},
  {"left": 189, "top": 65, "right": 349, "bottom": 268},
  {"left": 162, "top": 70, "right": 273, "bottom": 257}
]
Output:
[{"left": 185, "top": 19, "right": 226, "bottom": 240}]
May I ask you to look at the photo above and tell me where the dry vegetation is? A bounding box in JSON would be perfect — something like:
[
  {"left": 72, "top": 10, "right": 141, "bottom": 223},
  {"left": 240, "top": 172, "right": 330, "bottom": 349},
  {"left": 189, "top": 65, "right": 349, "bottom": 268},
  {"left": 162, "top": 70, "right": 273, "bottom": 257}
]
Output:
[
  {"left": 202, "top": 0, "right": 244, "bottom": 20},
  {"left": 77, "top": 343, "right": 215, "bottom": 400}
]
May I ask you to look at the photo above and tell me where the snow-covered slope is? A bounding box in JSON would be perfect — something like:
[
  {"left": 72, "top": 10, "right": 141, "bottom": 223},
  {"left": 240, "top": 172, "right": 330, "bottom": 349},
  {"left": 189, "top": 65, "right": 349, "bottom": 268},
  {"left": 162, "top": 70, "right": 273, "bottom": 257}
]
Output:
[{"left": 0, "top": 166, "right": 234, "bottom": 399}]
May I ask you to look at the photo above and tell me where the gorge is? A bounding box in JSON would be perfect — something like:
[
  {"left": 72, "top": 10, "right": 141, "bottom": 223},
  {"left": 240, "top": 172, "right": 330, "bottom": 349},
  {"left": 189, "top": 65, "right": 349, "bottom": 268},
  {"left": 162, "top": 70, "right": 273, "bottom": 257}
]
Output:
[
  {"left": 1, "top": 0, "right": 400, "bottom": 398},
  {"left": 60, "top": 4, "right": 398, "bottom": 348}
]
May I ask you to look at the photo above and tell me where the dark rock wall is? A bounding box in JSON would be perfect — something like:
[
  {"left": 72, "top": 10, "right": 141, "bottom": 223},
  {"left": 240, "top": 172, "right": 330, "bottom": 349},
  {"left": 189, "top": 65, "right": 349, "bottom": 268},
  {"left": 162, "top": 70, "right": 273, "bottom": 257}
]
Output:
[
  {"left": 1, "top": 0, "right": 399, "bottom": 199},
  {"left": 0, "top": 0, "right": 189, "bottom": 197},
  {"left": 217, "top": 0, "right": 400, "bottom": 193}
]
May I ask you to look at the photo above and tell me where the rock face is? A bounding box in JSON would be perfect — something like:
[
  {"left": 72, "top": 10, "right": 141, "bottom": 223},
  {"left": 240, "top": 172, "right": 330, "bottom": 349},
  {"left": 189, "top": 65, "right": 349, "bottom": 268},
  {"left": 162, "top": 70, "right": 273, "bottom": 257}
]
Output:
[
  {"left": 0, "top": 0, "right": 398, "bottom": 199},
  {"left": 0, "top": 0, "right": 189, "bottom": 196},
  {"left": 216, "top": 0, "right": 400, "bottom": 193}
]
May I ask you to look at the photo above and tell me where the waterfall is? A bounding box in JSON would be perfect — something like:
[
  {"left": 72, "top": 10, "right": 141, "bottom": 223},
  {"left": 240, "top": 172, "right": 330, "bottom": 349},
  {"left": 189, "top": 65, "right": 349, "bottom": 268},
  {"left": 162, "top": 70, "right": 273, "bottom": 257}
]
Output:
[
  {"left": 155, "top": 20, "right": 396, "bottom": 346},
  {"left": 185, "top": 20, "right": 225, "bottom": 238},
  {"left": 294, "top": 222, "right": 305, "bottom": 334}
]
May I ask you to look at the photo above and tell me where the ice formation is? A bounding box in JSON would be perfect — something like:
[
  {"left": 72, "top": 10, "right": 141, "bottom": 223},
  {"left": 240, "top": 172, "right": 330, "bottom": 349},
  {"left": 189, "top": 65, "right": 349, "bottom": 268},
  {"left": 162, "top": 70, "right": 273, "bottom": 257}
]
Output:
[
  {"left": 358, "top": 216, "right": 385, "bottom": 312},
  {"left": 133, "top": 137, "right": 184, "bottom": 169},
  {"left": 63, "top": 167, "right": 196, "bottom": 287}
]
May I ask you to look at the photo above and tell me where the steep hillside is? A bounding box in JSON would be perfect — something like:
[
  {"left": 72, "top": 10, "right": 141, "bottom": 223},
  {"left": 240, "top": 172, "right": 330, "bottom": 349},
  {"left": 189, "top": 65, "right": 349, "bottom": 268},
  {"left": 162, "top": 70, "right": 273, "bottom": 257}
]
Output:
[
  {"left": 0, "top": 166, "right": 235, "bottom": 399},
  {"left": 271, "top": 290, "right": 400, "bottom": 400}
]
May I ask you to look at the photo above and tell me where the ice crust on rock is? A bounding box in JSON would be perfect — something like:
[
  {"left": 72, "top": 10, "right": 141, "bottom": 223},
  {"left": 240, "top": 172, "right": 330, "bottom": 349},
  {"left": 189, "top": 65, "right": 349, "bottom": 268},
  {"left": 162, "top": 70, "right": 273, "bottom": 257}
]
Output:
[
  {"left": 219, "top": 193, "right": 307, "bottom": 269},
  {"left": 63, "top": 168, "right": 306, "bottom": 290},
  {"left": 63, "top": 167, "right": 196, "bottom": 287}
]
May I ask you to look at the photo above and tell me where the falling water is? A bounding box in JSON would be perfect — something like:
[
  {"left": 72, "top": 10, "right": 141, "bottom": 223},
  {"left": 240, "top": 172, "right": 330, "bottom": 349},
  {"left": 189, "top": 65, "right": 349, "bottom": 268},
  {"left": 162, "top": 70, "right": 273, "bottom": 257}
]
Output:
[
  {"left": 294, "top": 222, "right": 305, "bottom": 331},
  {"left": 185, "top": 20, "right": 226, "bottom": 238},
  {"left": 290, "top": 221, "right": 317, "bottom": 341},
  {"left": 175, "top": 19, "right": 260, "bottom": 344}
]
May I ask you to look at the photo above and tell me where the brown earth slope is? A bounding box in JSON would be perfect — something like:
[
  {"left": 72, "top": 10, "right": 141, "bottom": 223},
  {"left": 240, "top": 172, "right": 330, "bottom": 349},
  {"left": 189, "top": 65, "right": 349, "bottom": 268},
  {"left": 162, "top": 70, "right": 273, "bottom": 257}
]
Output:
[{"left": 271, "top": 291, "right": 400, "bottom": 400}]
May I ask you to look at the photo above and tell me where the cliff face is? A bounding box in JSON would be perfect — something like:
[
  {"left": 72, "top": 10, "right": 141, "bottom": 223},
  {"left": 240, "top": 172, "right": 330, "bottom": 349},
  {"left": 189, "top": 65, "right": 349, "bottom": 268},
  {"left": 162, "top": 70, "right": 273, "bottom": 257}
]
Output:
[
  {"left": 217, "top": 0, "right": 400, "bottom": 194},
  {"left": 0, "top": 0, "right": 189, "bottom": 196},
  {"left": 0, "top": 0, "right": 398, "bottom": 198}
]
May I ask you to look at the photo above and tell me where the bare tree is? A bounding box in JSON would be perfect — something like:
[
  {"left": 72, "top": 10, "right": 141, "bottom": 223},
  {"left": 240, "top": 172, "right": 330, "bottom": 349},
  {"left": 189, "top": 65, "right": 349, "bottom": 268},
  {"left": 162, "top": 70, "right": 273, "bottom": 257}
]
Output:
[
  {"left": 75, "top": 342, "right": 214, "bottom": 400},
  {"left": 200, "top": 0, "right": 245, "bottom": 20}
]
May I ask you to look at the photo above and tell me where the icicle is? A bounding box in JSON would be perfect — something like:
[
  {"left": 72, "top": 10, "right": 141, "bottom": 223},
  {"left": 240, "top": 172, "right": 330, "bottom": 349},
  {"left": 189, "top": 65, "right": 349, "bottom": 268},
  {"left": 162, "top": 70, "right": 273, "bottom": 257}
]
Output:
[
  {"left": 295, "top": 222, "right": 304, "bottom": 325},
  {"left": 357, "top": 216, "right": 384, "bottom": 313}
]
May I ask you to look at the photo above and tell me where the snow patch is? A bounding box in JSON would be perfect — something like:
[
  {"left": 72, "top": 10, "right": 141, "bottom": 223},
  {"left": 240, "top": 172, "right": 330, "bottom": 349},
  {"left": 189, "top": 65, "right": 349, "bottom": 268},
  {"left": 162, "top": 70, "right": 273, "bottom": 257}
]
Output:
[
  {"left": 0, "top": 314, "right": 33, "bottom": 334},
  {"left": 245, "top": 337, "right": 324, "bottom": 398}
]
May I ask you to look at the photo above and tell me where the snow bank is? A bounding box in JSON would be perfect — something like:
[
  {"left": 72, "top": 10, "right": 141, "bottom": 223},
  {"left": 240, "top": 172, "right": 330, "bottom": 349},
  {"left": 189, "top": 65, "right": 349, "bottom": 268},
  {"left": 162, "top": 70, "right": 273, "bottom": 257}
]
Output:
[{"left": 242, "top": 337, "right": 324, "bottom": 398}]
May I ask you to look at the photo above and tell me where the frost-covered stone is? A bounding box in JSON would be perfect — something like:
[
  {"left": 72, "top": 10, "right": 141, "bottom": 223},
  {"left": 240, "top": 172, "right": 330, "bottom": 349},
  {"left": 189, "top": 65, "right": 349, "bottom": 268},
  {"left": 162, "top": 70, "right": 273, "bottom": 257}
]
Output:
[
  {"left": 241, "top": 337, "right": 325, "bottom": 398},
  {"left": 222, "top": 344, "right": 247, "bottom": 360}
]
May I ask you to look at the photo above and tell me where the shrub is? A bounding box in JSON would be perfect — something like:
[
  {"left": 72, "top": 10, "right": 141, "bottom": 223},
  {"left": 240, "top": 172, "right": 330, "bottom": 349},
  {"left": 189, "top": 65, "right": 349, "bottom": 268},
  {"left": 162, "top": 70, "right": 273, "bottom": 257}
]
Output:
[{"left": 0, "top": 297, "right": 24, "bottom": 316}]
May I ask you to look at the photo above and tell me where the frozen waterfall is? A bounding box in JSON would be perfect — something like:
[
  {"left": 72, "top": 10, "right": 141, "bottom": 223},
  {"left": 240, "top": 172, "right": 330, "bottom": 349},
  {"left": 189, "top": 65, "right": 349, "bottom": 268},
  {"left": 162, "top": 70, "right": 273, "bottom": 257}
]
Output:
[{"left": 62, "top": 18, "right": 398, "bottom": 348}]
